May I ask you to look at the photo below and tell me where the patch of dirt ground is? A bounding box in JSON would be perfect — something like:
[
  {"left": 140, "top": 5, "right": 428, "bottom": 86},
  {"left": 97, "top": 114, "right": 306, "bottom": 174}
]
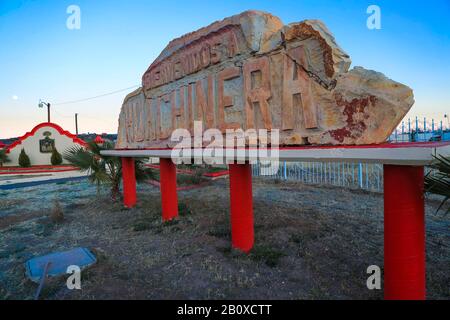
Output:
[{"left": 0, "top": 178, "right": 449, "bottom": 300}]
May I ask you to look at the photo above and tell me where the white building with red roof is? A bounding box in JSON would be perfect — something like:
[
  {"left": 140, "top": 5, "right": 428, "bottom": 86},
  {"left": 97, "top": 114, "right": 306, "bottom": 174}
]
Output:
[{"left": 4, "top": 122, "right": 86, "bottom": 167}]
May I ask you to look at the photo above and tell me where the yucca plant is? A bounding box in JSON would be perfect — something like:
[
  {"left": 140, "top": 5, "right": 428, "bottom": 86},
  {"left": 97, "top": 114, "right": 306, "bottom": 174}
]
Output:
[
  {"left": 0, "top": 148, "right": 10, "bottom": 167},
  {"left": 425, "top": 154, "right": 450, "bottom": 214},
  {"left": 64, "top": 140, "right": 152, "bottom": 201}
]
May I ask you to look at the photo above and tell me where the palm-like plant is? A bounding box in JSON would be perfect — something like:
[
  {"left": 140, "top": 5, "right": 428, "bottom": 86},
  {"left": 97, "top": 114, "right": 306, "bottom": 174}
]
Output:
[
  {"left": 0, "top": 148, "right": 10, "bottom": 167},
  {"left": 425, "top": 155, "right": 450, "bottom": 214},
  {"left": 64, "top": 140, "right": 151, "bottom": 201}
]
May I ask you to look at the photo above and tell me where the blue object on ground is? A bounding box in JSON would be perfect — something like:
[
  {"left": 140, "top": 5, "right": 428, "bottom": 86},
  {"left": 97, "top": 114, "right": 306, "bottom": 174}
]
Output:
[{"left": 25, "top": 247, "right": 96, "bottom": 283}]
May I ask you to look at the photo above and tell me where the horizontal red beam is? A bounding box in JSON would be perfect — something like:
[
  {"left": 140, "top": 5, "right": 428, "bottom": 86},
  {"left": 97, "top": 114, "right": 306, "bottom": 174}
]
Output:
[
  {"left": 203, "top": 170, "right": 229, "bottom": 178},
  {"left": 0, "top": 165, "right": 76, "bottom": 171},
  {"left": 0, "top": 166, "right": 79, "bottom": 175}
]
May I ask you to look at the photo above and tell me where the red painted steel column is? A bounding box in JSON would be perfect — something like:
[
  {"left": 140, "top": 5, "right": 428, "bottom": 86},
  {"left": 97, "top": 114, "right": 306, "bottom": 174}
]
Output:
[
  {"left": 122, "top": 157, "right": 137, "bottom": 208},
  {"left": 229, "top": 163, "right": 254, "bottom": 253},
  {"left": 384, "top": 165, "right": 425, "bottom": 300},
  {"left": 160, "top": 158, "right": 178, "bottom": 221}
]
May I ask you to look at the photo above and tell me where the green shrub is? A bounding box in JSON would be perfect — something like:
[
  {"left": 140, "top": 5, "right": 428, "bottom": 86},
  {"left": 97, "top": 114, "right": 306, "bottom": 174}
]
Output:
[
  {"left": 18, "top": 149, "right": 31, "bottom": 167},
  {"left": 51, "top": 148, "right": 63, "bottom": 166},
  {"left": 0, "top": 149, "right": 10, "bottom": 167}
]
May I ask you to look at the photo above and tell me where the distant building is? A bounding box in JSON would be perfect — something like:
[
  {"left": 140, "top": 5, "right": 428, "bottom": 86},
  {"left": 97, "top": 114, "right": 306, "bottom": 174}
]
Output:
[
  {"left": 4, "top": 122, "right": 86, "bottom": 166},
  {"left": 93, "top": 135, "right": 105, "bottom": 145},
  {"left": 78, "top": 133, "right": 117, "bottom": 143}
]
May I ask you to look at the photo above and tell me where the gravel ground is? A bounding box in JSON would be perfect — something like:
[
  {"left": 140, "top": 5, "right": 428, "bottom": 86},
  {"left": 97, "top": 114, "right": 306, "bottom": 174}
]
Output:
[{"left": 0, "top": 178, "right": 448, "bottom": 300}]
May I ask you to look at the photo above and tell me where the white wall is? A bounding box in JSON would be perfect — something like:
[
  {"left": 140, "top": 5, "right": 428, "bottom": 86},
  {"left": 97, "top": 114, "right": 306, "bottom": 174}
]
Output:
[{"left": 6, "top": 125, "right": 84, "bottom": 166}]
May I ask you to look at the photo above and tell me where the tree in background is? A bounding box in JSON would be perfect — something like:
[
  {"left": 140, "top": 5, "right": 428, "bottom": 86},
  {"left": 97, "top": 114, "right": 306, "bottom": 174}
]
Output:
[
  {"left": 51, "top": 148, "right": 63, "bottom": 166},
  {"left": 18, "top": 149, "right": 31, "bottom": 168},
  {"left": 0, "top": 148, "right": 10, "bottom": 167},
  {"left": 64, "top": 141, "right": 152, "bottom": 201},
  {"left": 425, "top": 155, "right": 450, "bottom": 214}
]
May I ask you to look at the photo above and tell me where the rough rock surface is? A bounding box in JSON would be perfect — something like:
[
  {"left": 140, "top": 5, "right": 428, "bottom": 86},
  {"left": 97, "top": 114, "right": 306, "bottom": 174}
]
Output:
[{"left": 116, "top": 10, "right": 414, "bottom": 148}]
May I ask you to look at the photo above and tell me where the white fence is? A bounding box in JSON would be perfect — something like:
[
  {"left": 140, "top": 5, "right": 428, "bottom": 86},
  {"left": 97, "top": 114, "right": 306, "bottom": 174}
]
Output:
[
  {"left": 252, "top": 161, "right": 441, "bottom": 193},
  {"left": 253, "top": 161, "right": 385, "bottom": 192}
]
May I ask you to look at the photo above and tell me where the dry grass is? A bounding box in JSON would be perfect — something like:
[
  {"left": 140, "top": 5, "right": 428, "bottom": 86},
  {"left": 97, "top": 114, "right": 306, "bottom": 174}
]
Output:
[
  {"left": 49, "top": 200, "right": 64, "bottom": 224},
  {"left": 0, "top": 178, "right": 448, "bottom": 300}
]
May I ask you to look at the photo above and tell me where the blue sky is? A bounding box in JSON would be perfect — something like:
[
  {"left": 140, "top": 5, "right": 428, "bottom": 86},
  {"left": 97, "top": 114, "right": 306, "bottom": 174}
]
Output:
[{"left": 0, "top": 0, "right": 449, "bottom": 138}]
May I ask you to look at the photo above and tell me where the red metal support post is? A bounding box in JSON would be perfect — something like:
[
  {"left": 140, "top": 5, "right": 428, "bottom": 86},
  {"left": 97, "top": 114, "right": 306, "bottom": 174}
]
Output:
[
  {"left": 122, "top": 157, "right": 137, "bottom": 208},
  {"left": 384, "top": 165, "right": 425, "bottom": 300},
  {"left": 229, "top": 163, "right": 254, "bottom": 253},
  {"left": 160, "top": 158, "right": 178, "bottom": 221}
]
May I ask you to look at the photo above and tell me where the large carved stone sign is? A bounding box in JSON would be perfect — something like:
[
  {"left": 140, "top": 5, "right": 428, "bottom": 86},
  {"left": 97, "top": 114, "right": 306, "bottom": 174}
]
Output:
[{"left": 116, "top": 10, "right": 414, "bottom": 149}]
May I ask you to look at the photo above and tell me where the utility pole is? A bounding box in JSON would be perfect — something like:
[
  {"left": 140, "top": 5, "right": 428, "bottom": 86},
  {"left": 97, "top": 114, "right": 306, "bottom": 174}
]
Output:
[{"left": 75, "top": 113, "right": 79, "bottom": 136}]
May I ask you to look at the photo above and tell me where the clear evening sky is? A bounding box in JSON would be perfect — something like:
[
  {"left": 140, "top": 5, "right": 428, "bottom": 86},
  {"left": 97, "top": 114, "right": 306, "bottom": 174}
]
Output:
[{"left": 0, "top": 0, "right": 449, "bottom": 138}]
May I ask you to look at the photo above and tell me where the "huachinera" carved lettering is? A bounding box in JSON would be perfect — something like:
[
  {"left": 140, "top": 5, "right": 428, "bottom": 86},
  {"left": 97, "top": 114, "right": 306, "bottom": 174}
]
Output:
[{"left": 116, "top": 11, "right": 414, "bottom": 148}]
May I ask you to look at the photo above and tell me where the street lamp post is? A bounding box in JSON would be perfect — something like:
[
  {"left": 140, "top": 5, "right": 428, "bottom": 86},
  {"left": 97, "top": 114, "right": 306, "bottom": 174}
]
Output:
[
  {"left": 38, "top": 100, "right": 51, "bottom": 123},
  {"left": 75, "top": 113, "right": 79, "bottom": 136}
]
